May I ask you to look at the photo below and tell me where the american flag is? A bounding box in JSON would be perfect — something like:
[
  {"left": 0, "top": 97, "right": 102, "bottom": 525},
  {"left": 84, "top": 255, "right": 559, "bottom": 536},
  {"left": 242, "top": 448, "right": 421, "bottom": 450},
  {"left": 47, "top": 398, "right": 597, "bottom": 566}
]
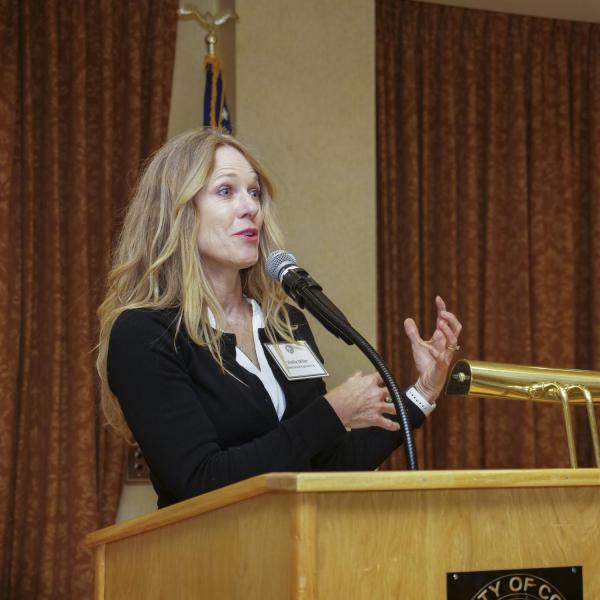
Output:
[{"left": 203, "top": 54, "right": 232, "bottom": 133}]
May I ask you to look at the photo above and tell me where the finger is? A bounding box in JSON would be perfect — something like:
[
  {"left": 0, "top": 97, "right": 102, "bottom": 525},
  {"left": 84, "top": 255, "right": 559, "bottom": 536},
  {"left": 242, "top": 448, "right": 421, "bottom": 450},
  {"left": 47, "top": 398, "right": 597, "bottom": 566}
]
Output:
[
  {"left": 438, "top": 319, "right": 458, "bottom": 347},
  {"left": 431, "top": 329, "right": 446, "bottom": 346},
  {"left": 371, "top": 371, "right": 384, "bottom": 387},
  {"left": 404, "top": 318, "right": 424, "bottom": 345},
  {"left": 430, "top": 330, "right": 452, "bottom": 358},
  {"left": 374, "top": 415, "right": 401, "bottom": 432},
  {"left": 350, "top": 370, "right": 363, "bottom": 380},
  {"left": 373, "top": 386, "right": 389, "bottom": 404},
  {"left": 439, "top": 311, "right": 462, "bottom": 337},
  {"left": 435, "top": 296, "right": 447, "bottom": 313},
  {"left": 380, "top": 401, "right": 397, "bottom": 416}
]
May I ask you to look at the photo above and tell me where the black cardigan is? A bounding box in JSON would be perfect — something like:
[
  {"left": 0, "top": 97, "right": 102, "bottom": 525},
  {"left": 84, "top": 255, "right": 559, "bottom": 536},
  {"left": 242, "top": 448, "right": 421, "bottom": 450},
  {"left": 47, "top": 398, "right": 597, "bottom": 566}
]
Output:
[{"left": 107, "top": 306, "right": 425, "bottom": 507}]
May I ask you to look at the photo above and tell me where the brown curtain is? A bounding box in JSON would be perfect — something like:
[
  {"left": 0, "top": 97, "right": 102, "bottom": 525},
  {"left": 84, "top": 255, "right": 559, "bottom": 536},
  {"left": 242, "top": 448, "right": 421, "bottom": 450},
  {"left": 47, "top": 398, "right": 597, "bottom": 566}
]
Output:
[
  {"left": 0, "top": 1, "right": 177, "bottom": 597},
  {"left": 377, "top": 0, "right": 600, "bottom": 470}
]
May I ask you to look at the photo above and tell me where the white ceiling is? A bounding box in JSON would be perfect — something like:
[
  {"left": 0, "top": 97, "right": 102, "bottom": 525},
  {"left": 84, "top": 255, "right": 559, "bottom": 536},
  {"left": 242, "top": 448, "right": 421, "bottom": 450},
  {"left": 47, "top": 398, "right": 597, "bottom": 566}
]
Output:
[{"left": 416, "top": 0, "right": 600, "bottom": 24}]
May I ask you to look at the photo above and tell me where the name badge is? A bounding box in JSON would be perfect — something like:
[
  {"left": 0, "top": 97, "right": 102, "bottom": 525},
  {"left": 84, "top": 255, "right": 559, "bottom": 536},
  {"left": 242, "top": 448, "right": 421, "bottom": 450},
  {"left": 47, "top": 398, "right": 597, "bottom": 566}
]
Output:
[{"left": 264, "top": 341, "right": 329, "bottom": 380}]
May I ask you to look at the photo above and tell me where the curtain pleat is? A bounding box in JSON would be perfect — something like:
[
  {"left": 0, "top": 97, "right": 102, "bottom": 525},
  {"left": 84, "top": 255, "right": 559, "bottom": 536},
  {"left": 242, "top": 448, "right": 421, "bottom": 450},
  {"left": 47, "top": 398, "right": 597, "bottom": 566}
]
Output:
[
  {"left": 377, "top": 0, "right": 600, "bottom": 470},
  {"left": 0, "top": 1, "right": 178, "bottom": 597}
]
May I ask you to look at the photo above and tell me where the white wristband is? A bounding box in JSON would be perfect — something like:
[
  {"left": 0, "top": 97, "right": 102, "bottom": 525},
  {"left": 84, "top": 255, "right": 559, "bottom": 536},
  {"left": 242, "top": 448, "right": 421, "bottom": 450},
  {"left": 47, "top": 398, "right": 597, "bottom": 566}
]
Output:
[{"left": 406, "top": 385, "right": 436, "bottom": 416}]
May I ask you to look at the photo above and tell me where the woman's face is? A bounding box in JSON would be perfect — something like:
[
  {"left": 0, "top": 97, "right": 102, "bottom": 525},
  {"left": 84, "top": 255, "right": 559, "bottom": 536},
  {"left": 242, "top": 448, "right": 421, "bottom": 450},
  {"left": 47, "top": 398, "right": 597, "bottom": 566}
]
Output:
[{"left": 194, "top": 145, "right": 264, "bottom": 278}]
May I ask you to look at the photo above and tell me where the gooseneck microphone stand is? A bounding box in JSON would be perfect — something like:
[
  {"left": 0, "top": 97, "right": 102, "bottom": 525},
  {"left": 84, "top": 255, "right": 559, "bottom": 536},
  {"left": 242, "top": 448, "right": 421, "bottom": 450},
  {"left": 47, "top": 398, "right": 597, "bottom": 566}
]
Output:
[{"left": 275, "top": 262, "right": 419, "bottom": 471}]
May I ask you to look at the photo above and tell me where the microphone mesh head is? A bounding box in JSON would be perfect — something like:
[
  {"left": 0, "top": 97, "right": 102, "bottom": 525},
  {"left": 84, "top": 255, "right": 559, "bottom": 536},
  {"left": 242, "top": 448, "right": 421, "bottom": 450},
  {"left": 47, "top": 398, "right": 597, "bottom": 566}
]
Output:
[{"left": 266, "top": 250, "right": 297, "bottom": 281}]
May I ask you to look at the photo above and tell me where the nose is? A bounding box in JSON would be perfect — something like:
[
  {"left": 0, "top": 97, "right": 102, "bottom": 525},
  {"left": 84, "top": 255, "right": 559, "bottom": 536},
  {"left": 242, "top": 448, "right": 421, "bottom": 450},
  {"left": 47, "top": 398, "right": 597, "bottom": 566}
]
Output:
[{"left": 238, "top": 190, "right": 260, "bottom": 220}]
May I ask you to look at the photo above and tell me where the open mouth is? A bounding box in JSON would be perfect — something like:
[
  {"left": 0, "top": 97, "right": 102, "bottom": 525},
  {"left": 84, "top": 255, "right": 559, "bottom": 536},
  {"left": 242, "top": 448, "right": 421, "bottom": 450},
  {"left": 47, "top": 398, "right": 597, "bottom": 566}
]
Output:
[{"left": 235, "top": 228, "right": 259, "bottom": 240}]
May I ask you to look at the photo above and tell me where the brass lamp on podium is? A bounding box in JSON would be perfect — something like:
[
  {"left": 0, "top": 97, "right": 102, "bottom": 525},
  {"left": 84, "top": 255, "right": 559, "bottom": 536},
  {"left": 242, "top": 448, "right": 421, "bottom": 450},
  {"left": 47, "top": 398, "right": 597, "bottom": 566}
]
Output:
[{"left": 446, "top": 360, "right": 600, "bottom": 468}]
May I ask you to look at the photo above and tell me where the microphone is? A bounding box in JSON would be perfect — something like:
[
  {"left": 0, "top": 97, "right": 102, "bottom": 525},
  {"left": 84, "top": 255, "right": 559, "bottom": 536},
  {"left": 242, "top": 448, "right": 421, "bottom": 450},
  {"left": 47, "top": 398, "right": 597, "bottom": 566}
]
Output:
[
  {"left": 265, "top": 249, "right": 419, "bottom": 470},
  {"left": 266, "top": 251, "right": 353, "bottom": 343},
  {"left": 265, "top": 250, "right": 302, "bottom": 301}
]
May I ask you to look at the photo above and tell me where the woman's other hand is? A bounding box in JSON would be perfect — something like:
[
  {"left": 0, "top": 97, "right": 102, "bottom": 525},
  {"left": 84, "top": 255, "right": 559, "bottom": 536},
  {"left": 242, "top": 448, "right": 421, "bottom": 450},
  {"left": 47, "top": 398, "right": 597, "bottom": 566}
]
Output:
[
  {"left": 325, "top": 372, "right": 399, "bottom": 432},
  {"left": 404, "top": 296, "right": 462, "bottom": 402}
]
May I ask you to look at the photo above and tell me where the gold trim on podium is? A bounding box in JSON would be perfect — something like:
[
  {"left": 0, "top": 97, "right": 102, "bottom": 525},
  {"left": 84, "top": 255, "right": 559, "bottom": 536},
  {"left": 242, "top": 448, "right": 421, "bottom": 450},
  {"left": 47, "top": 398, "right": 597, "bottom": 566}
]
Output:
[{"left": 447, "top": 359, "right": 600, "bottom": 468}]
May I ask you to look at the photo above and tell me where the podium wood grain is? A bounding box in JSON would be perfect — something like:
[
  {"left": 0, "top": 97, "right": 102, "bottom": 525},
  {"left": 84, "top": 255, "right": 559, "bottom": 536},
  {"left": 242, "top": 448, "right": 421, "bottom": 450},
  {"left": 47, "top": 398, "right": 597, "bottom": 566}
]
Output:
[{"left": 87, "top": 470, "right": 600, "bottom": 598}]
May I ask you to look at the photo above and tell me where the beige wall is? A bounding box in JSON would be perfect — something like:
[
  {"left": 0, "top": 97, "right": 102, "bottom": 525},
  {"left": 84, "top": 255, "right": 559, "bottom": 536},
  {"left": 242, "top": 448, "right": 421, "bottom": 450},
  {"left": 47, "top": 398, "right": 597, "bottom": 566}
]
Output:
[
  {"left": 236, "top": 0, "right": 377, "bottom": 388},
  {"left": 117, "top": 0, "right": 376, "bottom": 521}
]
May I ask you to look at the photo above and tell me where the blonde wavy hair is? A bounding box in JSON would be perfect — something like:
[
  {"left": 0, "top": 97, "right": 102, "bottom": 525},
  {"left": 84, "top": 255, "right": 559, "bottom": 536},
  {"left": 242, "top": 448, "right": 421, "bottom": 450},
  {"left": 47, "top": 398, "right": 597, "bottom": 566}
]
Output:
[{"left": 97, "top": 128, "right": 294, "bottom": 435}]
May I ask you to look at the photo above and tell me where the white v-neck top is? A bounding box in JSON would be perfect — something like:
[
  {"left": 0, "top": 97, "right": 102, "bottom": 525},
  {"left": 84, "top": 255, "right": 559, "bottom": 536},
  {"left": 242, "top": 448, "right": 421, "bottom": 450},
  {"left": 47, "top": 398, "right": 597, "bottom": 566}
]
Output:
[{"left": 209, "top": 299, "right": 287, "bottom": 420}]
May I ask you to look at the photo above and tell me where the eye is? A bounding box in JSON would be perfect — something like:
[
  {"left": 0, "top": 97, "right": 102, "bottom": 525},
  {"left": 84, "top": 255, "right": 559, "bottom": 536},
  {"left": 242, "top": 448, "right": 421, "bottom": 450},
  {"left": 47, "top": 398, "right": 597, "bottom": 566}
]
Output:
[
  {"left": 217, "top": 185, "right": 231, "bottom": 197},
  {"left": 249, "top": 187, "right": 262, "bottom": 201}
]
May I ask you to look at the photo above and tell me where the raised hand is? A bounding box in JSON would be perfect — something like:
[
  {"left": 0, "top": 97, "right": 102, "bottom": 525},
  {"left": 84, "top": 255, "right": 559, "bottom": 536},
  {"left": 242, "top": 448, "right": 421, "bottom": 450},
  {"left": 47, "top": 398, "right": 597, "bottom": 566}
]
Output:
[{"left": 403, "top": 296, "right": 462, "bottom": 402}]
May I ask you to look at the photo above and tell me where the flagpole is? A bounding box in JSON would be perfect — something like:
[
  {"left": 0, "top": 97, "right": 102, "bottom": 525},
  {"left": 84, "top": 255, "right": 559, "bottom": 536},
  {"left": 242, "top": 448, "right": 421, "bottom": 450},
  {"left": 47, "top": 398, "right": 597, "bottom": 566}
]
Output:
[{"left": 177, "top": 4, "right": 236, "bottom": 132}]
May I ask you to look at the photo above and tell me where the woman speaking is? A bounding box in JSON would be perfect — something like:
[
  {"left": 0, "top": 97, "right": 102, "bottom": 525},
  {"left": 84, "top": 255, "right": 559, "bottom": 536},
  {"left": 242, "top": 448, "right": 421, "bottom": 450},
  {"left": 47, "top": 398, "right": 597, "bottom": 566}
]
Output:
[{"left": 97, "top": 129, "right": 461, "bottom": 508}]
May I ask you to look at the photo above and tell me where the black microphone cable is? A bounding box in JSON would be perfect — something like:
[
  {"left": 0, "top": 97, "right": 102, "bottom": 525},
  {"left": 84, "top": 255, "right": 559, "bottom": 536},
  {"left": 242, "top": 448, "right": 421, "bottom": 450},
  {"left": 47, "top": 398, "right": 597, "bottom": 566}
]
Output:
[{"left": 301, "top": 286, "right": 418, "bottom": 471}]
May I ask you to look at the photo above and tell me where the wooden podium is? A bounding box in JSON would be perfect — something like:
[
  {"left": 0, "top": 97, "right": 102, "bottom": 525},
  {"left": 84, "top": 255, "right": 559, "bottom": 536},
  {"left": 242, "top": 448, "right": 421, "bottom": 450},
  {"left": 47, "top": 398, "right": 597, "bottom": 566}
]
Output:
[{"left": 87, "top": 469, "right": 600, "bottom": 598}]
